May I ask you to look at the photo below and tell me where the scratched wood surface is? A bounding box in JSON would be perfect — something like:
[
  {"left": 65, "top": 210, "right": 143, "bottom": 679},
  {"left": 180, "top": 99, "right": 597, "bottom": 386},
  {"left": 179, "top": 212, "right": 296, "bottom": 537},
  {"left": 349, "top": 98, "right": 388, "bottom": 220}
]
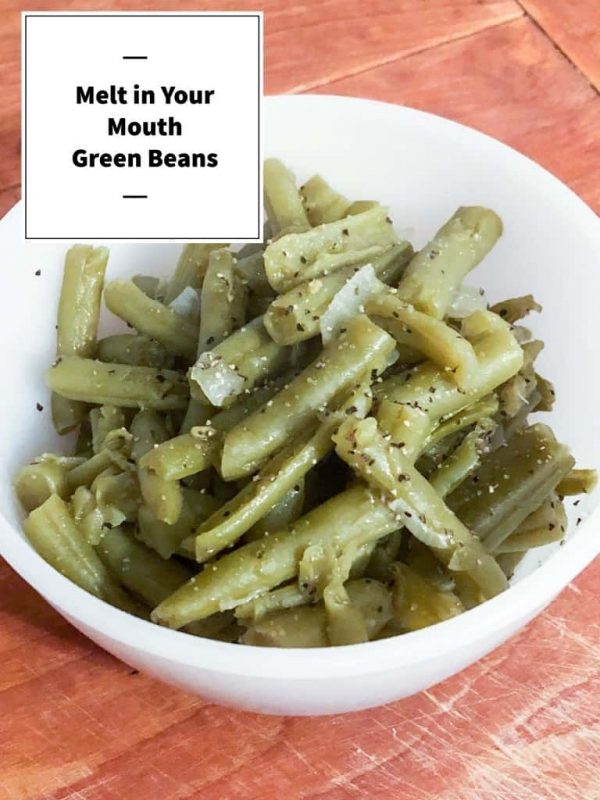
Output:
[{"left": 1, "top": 2, "right": 599, "bottom": 799}]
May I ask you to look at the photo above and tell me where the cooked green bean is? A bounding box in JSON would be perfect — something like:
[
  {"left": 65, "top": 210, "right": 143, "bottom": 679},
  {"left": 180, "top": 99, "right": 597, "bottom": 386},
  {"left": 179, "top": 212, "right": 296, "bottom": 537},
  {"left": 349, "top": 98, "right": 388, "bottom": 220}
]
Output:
[
  {"left": 447, "top": 424, "right": 574, "bottom": 552},
  {"left": 241, "top": 579, "right": 392, "bottom": 647},
  {"left": 162, "top": 243, "right": 225, "bottom": 304},
  {"left": 264, "top": 205, "right": 398, "bottom": 292},
  {"left": 193, "top": 419, "right": 338, "bottom": 562},
  {"left": 52, "top": 245, "right": 109, "bottom": 433},
  {"left": 235, "top": 583, "right": 308, "bottom": 623},
  {"left": 139, "top": 426, "right": 220, "bottom": 481},
  {"left": 428, "top": 419, "right": 496, "bottom": 498},
  {"left": 221, "top": 315, "right": 395, "bottom": 479},
  {"left": 490, "top": 294, "right": 541, "bottom": 324},
  {"left": 392, "top": 563, "right": 463, "bottom": 631},
  {"left": 14, "top": 457, "right": 74, "bottom": 512},
  {"left": 104, "top": 279, "right": 197, "bottom": 360},
  {"left": 494, "top": 494, "right": 567, "bottom": 554},
  {"left": 198, "top": 249, "right": 246, "bottom": 353},
  {"left": 97, "top": 334, "right": 174, "bottom": 369},
  {"left": 264, "top": 243, "right": 413, "bottom": 345},
  {"left": 189, "top": 317, "right": 289, "bottom": 407},
  {"left": 23, "top": 495, "right": 142, "bottom": 614},
  {"left": 366, "top": 290, "right": 479, "bottom": 389},
  {"left": 89, "top": 406, "right": 126, "bottom": 453},
  {"left": 264, "top": 158, "right": 310, "bottom": 235},
  {"left": 234, "top": 251, "right": 273, "bottom": 298},
  {"left": 333, "top": 416, "right": 507, "bottom": 598},
  {"left": 246, "top": 479, "right": 305, "bottom": 541},
  {"left": 97, "top": 527, "right": 194, "bottom": 607},
  {"left": 534, "top": 373, "right": 556, "bottom": 412},
  {"left": 397, "top": 207, "right": 502, "bottom": 318},
  {"left": 152, "top": 484, "right": 398, "bottom": 628},
  {"left": 48, "top": 357, "right": 189, "bottom": 410},
  {"left": 300, "top": 174, "right": 351, "bottom": 226},
  {"left": 137, "top": 488, "right": 219, "bottom": 559},
  {"left": 556, "top": 468, "right": 598, "bottom": 496}
]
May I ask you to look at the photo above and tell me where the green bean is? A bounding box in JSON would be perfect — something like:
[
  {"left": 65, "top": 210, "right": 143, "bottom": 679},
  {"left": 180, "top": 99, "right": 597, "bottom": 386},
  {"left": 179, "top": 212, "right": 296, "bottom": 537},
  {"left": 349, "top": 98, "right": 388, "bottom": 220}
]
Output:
[
  {"left": 179, "top": 399, "right": 214, "bottom": 435},
  {"left": 104, "top": 279, "right": 197, "bottom": 360},
  {"left": 333, "top": 416, "right": 507, "bottom": 598},
  {"left": 264, "top": 206, "right": 398, "bottom": 292},
  {"left": 392, "top": 564, "right": 463, "bottom": 631},
  {"left": 52, "top": 245, "right": 109, "bottom": 433},
  {"left": 428, "top": 419, "right": 496, "bottom": 498},
  {"left": 496, "top": 552, "right": 525, "bottom": 579},
  {"left": 424, "top": 395, "right": 499, "bottom": 450},
  {"left": 131, "top": 274, "right": 159, "bottom": 299},
  {"left": 376, "top": 310, "right": 523, "bottom": 456},
  {"left": 264, "top": 243, "right": 413, "bottom": 345},
  {"left": 162, "top": 244, "right": 225, "bottom": 304},
  {"left": 556, "top": 468, "right": 598, "bottom": 496},
  {"left": 235, "top": 583, "right": 308, "bottom": 623},
  {"left": 97, "top": 527, "right": 194, "bottom": 607},
  {"left": 193, "top": 420, "right": 337, "bottom": 562},
  {"left": 23, "top": 495, "right": 142, "bottom": 614},
  {"left": 48, "top": 357, "right": 189, "bottom": 410},
  {"left": 221, "top": 315, "right": 395, "bottom": 479},
  {"left": 246, "top": 479, "right": 305, "bottom": 541},
  {"left": 128, "top": 409, "right": 182, "bottom": 525},
  {"left": 89, "top": 406, "right": 126, "bottom": 453},
  {"left": 198, "top": 249, "right": 246, "bottom": 353},
  {"left": 534, "top": 373, "right": 555, "bottom": 412},
  {"left": 139, "top": 426, "right": 220, "bottom": 481},
  {"left": 66, "top": 440, "right": 133, "bottom": 492},
  {"left": 365, "top": 531, "right": 404, "bottom": 582},
  {"left": 366, "top": 291, "right": 479, "bottom": 390},
  {"left": 189, "top": 317, "right": 289, "bottom": 407},
  {"left": 151, "top": 484, "right": 398, "bottom": 628},
  {"left": 14, "top": 458, "right": 73, "bottom": 512},
  {"left": 490, "top": 294, "right": 541, "bottom": 324},
  {"left": 494, "top": 494, "right": 567, "bottom": 554},
  {"left": 397, "top": 207, "right": 502, "bottom": 318},
  {"left": 97, "top": 334, "right": 174, "bottom": 369},
  {"left": 234, "top": 251, "right": 273, "bottom": 298},
  {"left": 240, "top": 579, "right": 392, "bottom": 647},
  {"left": 447, "top": 423, "right": 574, "bottom": 552},
  {"left": 346, "top": 200, "right": 380, "bottom": 215},
  {"left": 94, "top": 471, "right": 140, "bottom": 527},
  {"left": 264, "top": 158, "right": 310, "bottom": 236},
  {"left": 138, "top": 489, "right": 219, "bottom": 559},
  {"left": 300, "top": 174, "right": 351, "bottom": 226}
]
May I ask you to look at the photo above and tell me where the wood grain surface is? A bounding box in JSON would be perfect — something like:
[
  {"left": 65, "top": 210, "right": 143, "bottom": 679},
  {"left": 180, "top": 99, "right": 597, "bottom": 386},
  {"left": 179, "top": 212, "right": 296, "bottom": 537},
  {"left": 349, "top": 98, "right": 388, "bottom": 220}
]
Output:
[{"left": 1, "top": 3, "right": 599, "bottom": 799}]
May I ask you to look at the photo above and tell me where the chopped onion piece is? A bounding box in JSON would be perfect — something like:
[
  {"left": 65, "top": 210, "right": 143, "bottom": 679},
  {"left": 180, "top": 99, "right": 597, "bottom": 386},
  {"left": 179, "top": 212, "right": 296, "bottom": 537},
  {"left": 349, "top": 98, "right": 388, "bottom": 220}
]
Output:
[
  {"left": 448, "top": 284, "right": 487, "bottom": 319},
  {"left": 320, "top": 264, "right": 386, "bottom": 343},
  {"left": 168, "top": 287, "right": 199, "bottom": 318},
  {"left": 190, "top": 352, "right": 245, "bottom": 407}
]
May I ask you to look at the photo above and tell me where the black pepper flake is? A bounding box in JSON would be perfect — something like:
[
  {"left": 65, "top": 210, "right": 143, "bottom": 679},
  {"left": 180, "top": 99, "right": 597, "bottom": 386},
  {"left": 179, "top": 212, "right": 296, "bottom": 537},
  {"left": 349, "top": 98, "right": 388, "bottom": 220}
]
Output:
[
  {"left": 548, "top": 523, "right": 556, "bottom": 531},
  {"left": 346, "top": 405, "right": 358, "bottom": 415},
  {"left": 223, "top": 511, "right": 231, "bottom": 517},
  {"left": 108, "top": 369, "right": 116, "bottom": 375},
  {"left": 397, "top": 473, "right": 408, "bottom": 482},
  {"left": 499, "top": 309, "right": 508, "bottom": 317},
  {"left": 340, "top": 327, "right": 347, "bottom": 334},
  {"left": 34, "top": 269, "right": 41, "bottom": 276},
  {"left": 385, "top": 217, "right": 392, "bottom": 224},
  {"left": 296, "top": 323, "right": 305, "bottom": 332},
  {"left": 206, "top": 336, "right": 215, "bottom": 345},
  {"left": 156, "top": 374, "right": 166, "bottom": 383},
  {"left": 342, "top": 228, "right": 349, "bottom": 236},
  {"left": 377, "top": 605, "right": 383, "bottom": 613},
  {"left": 573, "top": 499, "right": 580, "bottom": 506},
  {"left": 128, "top": 668, "right": 140, "bottom": 676},
  {"left": 300, "top": 255, "right": 307, "bottom": 264},
  {"left": 126, "top": 322, "right": 134, "bottom": 329},
  {"left": 576, "top": 517, "right": 582, "bottom": 526},
  {"left": 404, "top": 511, "right": 412, "bottom": 518},
  {"left": 35, "top": 402, "right": 44, "bottom": 412}
]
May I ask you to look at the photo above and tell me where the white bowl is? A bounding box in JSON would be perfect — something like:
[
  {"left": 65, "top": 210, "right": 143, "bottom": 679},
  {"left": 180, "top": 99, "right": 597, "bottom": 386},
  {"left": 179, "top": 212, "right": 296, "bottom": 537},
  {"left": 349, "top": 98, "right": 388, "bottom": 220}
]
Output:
[{"left": 1, "top": 95, "right": 599, "bottom": 716}]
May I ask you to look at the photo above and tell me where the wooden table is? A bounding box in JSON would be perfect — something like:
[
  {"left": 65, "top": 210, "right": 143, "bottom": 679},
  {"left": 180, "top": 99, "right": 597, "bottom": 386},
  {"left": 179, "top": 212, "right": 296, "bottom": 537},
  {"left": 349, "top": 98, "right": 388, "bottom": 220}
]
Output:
[{"left": 2, "top": 3, "right": 599, "bottom": 798}]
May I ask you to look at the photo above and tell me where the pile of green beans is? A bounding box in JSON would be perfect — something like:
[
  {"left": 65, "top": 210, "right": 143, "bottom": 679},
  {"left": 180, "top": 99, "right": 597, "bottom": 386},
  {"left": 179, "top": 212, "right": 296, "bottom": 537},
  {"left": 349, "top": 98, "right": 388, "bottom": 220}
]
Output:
[{"left": 15, "top": 161, "right": 596, "bottom": 648}]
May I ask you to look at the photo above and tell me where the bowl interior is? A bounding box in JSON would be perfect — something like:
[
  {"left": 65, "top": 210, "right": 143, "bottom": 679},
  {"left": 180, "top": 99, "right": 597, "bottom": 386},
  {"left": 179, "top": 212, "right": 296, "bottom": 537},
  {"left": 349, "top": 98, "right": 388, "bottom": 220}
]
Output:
[{"left": 0, "top": 94, "right": 598, "bottom": 615}]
